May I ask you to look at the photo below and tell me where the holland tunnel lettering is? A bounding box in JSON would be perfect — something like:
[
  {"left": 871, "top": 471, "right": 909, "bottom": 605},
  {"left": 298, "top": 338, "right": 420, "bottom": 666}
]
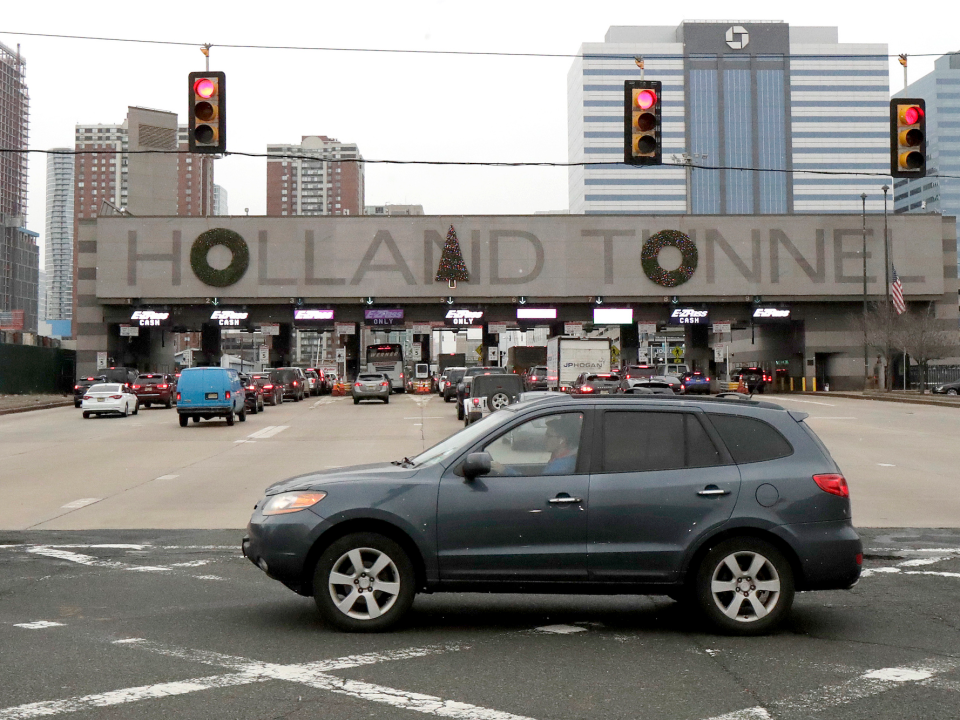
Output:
[{"left": 98, "top": 215, "right": 942, "bottom": 300}]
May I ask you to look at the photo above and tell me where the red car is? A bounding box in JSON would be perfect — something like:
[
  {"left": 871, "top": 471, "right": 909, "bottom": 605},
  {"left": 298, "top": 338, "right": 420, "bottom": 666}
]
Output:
[
  {"left": 250, "top": 373, "right": 283, "bottom": 406},
  {"left": 132, "top": 373, "right": 177, "bottom": 408}
]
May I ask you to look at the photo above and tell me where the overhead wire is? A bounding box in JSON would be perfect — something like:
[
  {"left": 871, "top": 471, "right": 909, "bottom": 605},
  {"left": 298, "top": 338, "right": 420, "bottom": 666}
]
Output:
[
  {"left": 2, "top": 148, "right": 958, "bottom": 181},
  {"left": 0, "top": 29, "right": 957, "bottom": 61}
]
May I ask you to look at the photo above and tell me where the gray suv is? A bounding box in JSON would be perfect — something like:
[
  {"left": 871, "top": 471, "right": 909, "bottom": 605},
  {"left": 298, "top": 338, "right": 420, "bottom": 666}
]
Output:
[{"left": 243, "top": 395, "right": 861, "bottom": 634}]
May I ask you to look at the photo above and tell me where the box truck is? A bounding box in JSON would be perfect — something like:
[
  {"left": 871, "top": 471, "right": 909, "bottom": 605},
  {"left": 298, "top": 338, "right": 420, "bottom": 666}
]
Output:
[
  {"left": 506, "top": 345, "right": 548, "bottom": 376},
  {"left": 545, "top": 336, "right": 612, "bottom": 391}
]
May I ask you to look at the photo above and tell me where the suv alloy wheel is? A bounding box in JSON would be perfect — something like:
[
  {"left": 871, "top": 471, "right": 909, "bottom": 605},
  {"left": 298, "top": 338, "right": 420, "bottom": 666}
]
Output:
[
  {"left": 313, "top": 533, "right": 415, "bottom": 632},
  {"left": 695, "top": 537, "right": 795, "bottom": 635}
]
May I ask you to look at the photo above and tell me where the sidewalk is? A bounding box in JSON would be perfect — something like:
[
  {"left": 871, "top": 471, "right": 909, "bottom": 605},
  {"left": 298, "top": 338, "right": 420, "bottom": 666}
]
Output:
[
  {"left": 0, "top": 393, "right": 74, "bottom": 415},
  {"left": 793, "top": 389, "right": 960, "bottom": 409}
]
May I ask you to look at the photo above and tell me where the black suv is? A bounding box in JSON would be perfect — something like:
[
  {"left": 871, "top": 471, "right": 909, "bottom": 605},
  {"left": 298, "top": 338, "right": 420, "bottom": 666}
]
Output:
[
  {"left": 73, "top": 375, "right": 106, "bottom": 407},
  {"left": 244, "top": 394, "right": 861, "bottom": 634},
  {"left": 440, "top": 367, "right": 466, "bottom": 403},
  {"left": 270, "top": 367, "right": 307, "bottom": 402},
  {"left": 523, "top": 366, "right": 549, "bottom": 391}
]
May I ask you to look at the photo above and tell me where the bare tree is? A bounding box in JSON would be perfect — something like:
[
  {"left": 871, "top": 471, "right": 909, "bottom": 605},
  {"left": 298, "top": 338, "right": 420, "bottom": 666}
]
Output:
[
  {"left": 861, "top": 302, "right": 903, "bottom": 390},
  {"left": 892, "top": 304, "right": 960, "bottom": 392}
]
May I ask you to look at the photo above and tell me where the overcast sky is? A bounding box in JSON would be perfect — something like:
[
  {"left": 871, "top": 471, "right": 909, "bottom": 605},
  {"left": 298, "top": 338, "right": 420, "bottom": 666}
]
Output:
[{"left": 6, "top": 0, "right": 956, "bottom": 260}]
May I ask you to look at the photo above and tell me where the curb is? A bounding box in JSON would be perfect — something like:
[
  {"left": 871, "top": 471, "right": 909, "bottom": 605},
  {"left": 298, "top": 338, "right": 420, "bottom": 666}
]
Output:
[
  {"left": 0, "top": 400, "right": 75, "bottom": 416},
  {"left": 795, "top": 391, "right": 960, "bottom": 409}
]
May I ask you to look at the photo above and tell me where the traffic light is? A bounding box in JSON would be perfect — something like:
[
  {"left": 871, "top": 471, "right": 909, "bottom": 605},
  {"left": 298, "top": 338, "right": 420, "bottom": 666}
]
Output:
[
  {"left": 188, "top": 71, "right": 226, "bottom": 154},
  {"left": 624, "top": 80, "right": 662, "bottom": 165},
  {"left": 890, "top": 98, "right": 925, "bottom": 178}
]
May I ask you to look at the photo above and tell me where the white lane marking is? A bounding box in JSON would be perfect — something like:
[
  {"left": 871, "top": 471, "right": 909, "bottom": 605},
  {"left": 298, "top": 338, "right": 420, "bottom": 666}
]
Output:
[
  {"left": 898, "top": 557, "right": 947, "bottom": 567},
  {"left": 21, "top": 546, "right": 231, "bottom": 577},
  {"left": 155, "top": 475, "right": 179, "bottom": 480},
  {"left": 60, "top": 498, "right": 101, "bottom": 510},
  {"left": 863, "top": 668, "right": 933, "bottom": 682},
  {"left": 533, "top": 624, "right": 586, "bottom": 634},
  {"left": 233, "top": 439, "right": 257, "bottom": 443},
  {"left": 14, "top": 621, "right": 65, "bottom": 629},
  {"left": 774, "top": 397, "right": 836, "bottom": 406},
  {"left": 0, "top": 672, "right": 262, "bottom": 719},
  {"left": 190, "top": 575, "right": 225, "bottom": 581},
  {"left": 247, "top": 425, "right": 289, "bottom": 439},
  {"left": 704, "top": 658, "right": 960, "bottom": 720},
  {"left": 404, "top": 417, "right": 444, "bottom": 419},
  {"left": 0, "top": 638, "right": 544, "bottom": 720},
  {"left": 905, "top": 571, "right": 960, "bottom": 578},
  {"left": 703, "top": 708, "right": 773, "bottom": 720},
  {"left": 169, "top": 560, "right": 210, "bottom": 568},
  {"left": 877, "top": 463, "right": 896, "bottom": 467}
]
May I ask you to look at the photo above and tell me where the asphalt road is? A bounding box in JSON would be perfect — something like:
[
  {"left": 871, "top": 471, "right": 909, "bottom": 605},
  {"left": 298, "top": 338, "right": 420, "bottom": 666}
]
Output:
[
  {"left": 1, "top": 393, "right": 958, "bottom": 718},
  {"left": 0, "top": 392, "right": 957, "bottom": 530},
  {"left": 0, "top": 528, "right": 958, "bottom": 720}
]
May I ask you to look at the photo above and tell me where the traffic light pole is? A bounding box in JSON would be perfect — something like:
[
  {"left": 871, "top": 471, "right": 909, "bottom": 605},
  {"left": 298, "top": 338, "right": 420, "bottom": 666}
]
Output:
[{"left": 861, "top": 193, "right": 869, "bottom": 389}]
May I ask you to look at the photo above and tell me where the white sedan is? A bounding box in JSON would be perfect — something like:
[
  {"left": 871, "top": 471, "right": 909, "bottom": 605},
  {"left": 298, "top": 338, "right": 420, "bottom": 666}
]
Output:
[{"left": 81, "top": 383, "right": 139, "bottom": 418}]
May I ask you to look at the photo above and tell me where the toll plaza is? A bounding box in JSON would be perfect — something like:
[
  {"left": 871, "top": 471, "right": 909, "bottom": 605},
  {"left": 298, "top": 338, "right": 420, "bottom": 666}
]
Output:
[{"left": 75, "top": 213, "right": 957, "bottom": 390}]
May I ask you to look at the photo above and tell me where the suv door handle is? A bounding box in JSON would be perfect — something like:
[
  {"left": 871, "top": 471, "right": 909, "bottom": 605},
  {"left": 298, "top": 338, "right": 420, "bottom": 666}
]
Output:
[
  {"left": 549, "top": 496, "right": 582, "bottom": 504},
  {"left": 697, "top": 486, "right": 730, "bottom": 496}
]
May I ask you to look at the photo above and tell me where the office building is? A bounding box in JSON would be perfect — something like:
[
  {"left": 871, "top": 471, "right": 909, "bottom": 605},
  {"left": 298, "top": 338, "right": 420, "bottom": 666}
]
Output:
[
  {"left": 568, "top": 22, "right": 890, "bottom": 214},
  {"left": 266, "top": 136, "right": 364, "bottom": 216},
  {"left": 213, "top": 183, "right": 228, "bottom": 215},
  {"left": 893, "top": 52, "right": 960, "bottom": 273}
]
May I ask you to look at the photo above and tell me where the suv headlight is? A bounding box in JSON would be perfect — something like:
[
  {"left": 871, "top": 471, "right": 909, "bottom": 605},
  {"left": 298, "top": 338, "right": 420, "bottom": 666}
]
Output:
[{"left": 261, "top": 491, "right": 327, "bottom": 516}]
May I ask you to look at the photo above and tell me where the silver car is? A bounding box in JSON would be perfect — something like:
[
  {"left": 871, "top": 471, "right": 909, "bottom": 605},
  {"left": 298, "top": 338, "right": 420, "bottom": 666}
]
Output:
[{"left": 352, "top": 373, "right": 391, "bottom": 404}]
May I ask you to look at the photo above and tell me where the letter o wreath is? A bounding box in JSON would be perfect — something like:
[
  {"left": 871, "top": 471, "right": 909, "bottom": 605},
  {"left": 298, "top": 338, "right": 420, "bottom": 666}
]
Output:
[
  {"left": 190, "top": 228, "right": 250, "bottom": 287},
  {"left": 641, "top": 230, "right": 698, "bottom": 288}
]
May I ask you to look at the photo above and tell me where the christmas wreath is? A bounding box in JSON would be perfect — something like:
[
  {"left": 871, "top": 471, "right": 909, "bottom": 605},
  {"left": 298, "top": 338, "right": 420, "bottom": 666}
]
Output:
[
  {"left": 190, "top": 228, "right": 250, "bottom": 287},
  {"left": 641, "top": 230, "right": 698, "bottom": 288}
]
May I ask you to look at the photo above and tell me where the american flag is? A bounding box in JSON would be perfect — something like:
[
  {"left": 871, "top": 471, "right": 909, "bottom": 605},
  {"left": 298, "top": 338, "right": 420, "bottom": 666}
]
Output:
[{"left": 891, "top": 265, "right": 906, "bottom": 315}]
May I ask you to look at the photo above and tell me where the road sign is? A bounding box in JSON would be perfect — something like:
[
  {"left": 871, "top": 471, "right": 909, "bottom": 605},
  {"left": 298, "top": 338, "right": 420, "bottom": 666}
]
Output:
[
  {"left": 671, "top": 346, "right": 684, "bottom": 361},
  {"left": 564, "top": 322, "right": 583, "bottom": 336},
  {"left": 712, "top": 322, "right": 731, "bottom": 334},
  {"left": 475, "top": 345, "right": 483, "bottom": 359},
  {"left": 412, "top": 323, "right": 432, "bottom": 334},
  {"left": 637, "top": 323, "right": 657, "bottom": 335},
  {"left": 260, "top": 323, "right": 279, "bottom": 336},
  {"left": 410, "top": 346, "right": 422, "bottom": 361},
  {"left": 258, "top": 345, "right": 269, "bottom": 364},
  {"left": 96, "top": 352, "right": 107, "bottom": 370},
  {"left": 714, "top": 344, "right": 727, "bottom": 362},
  {"left": 336, "top": 348, "right": 346, "bottom": 363},
  {"left": 119, "top": 325, "right": 139, "bottom": 337},
  {"left": 488, "top": 322, "right": 507, "bottom": 335}
]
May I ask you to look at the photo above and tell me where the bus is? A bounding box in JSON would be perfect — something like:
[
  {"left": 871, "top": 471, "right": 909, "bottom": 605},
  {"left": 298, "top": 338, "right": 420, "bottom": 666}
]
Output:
[{"left": 365, "top": 343, "right": 404, "bottom": 392}]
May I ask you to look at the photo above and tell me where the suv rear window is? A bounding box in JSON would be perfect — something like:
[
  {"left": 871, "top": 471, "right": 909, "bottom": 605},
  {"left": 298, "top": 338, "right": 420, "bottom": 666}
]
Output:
[
  {"left": 706, "top": 414, "right": 793, "bottom": 464},
  {"left": 271, "top": 369, "right": 298, "bottom": 383},
  {"left": 446, "top": 369, "right": 466, "bottom": 382},
  {"left": 601, "top": 411, "right": 722, "bottom": 472},
  {"left": 358, "top": 374, "right": 386, "bottom": 381}
]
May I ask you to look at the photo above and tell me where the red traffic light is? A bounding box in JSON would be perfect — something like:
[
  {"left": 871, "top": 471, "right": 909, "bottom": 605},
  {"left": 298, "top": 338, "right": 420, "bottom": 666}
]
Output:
[
  {"left": 635, "top": 89, "right": 657, "bottom": 110},
  {"left": 194, "top": 78, "right": 216, "bottom": 99},
  {"left": 901, "top": 105, "right": 923, "bottom": 125}
]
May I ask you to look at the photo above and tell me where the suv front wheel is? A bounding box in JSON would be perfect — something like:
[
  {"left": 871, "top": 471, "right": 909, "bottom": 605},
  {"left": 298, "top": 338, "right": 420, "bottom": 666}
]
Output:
[
  {"left": 695, "top": 537, "right": 794, "bottom": 635},
  {"left": 313, "top": 533, "right": 415, "bottom": 632}
]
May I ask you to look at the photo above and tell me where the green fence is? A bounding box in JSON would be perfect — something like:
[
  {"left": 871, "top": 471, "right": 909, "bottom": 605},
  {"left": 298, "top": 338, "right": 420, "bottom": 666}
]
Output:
[{"left": 0, "top": 344, "right": 76, "bottom": 395}]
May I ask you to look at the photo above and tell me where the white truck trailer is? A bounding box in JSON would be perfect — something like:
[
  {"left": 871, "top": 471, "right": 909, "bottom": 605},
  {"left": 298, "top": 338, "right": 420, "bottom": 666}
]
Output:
[{"left": 545, "top": 336, "right": 612, "bottom": 391}]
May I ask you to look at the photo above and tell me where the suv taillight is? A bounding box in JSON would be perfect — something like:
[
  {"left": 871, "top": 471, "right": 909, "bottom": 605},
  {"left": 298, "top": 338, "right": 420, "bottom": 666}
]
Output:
[
  {"left": 813, "top": 474, "right": 849, "bottom": 498},
  {"left": 292, "top": 381, "right": 298, "bottom": 386},
  {"left": 381, "top": 382, "right": 389, "bottom": 387},
  {"left": 157, "top": 384, "right": 168, "bottom": 389},
  {"left": 132, "top": 384, "right": 141, "bottom": 389},
  {"left": 74, "top": 384, "right": 80, "bottom": 390},
  {"left": 472, "top": 398, "right": 480, "bottom": 406},
  {"left": 225, "top": 391, "right": 231, "bottom": 399}
]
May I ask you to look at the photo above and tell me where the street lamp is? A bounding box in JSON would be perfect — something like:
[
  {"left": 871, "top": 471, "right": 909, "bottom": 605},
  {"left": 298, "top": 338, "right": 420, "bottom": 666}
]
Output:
[{"left": 861, "top": 193, "right": 869, "bottom": 389}]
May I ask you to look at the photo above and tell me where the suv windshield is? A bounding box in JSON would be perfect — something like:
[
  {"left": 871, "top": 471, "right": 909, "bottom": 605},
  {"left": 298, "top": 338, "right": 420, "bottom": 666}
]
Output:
[{"left": 411, "top": 408, "right": 516, "bottom": 467}]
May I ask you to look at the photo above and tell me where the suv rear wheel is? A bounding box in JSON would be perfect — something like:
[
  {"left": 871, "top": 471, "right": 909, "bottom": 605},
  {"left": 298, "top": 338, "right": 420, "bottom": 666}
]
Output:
[
  {"left": 313, "top": 533, "right": 415, "bottom": 632},
  {"left": 695, "top": 537, "right": 794, "bottom": 635},
  {"left": 488, "top": 391, "right": 512, "bottom": 410}
]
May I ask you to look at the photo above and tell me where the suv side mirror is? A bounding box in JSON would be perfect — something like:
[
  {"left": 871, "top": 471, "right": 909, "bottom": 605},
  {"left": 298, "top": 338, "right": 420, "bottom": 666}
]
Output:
[{"left": 462, "top": 452, "right": 492, "bottom": 481}]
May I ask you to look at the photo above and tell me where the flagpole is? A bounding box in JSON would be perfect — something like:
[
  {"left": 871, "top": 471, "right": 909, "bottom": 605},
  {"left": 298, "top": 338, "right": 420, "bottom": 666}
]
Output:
[
  {"left": 861, "top": 193, "right": 869, "bottom": 389},
  {"left": 882, "top": 185, "right": 890, "bottom": 307}
]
